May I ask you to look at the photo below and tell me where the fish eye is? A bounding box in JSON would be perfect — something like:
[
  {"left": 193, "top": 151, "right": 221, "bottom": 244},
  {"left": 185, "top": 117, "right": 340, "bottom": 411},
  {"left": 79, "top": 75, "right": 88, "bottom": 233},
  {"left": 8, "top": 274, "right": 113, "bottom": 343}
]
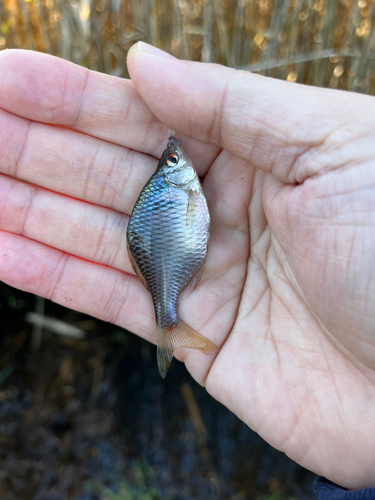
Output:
[{"left": 167, "top": 154, "right": 179, "bottom": 166}]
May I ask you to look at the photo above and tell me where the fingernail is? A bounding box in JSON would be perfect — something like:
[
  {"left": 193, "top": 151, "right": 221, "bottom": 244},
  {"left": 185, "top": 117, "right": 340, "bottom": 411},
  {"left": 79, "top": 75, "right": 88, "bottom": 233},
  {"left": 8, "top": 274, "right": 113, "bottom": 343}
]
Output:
[{"left": 128, "top": 42, "right": 175, "bottom": 60}]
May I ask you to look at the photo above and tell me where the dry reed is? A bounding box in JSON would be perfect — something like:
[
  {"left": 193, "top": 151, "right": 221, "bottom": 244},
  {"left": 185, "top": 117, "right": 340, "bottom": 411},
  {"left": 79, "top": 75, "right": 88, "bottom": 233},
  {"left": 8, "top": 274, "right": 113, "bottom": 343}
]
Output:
[{"left": 0, "top": 0, "right": 374, "bottom": 93}]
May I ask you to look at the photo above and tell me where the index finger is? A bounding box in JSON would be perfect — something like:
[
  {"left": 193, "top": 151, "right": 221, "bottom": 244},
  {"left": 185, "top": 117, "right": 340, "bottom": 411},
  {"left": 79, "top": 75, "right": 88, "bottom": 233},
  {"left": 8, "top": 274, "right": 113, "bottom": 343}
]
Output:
[{"left": 0, "top": 49, "right": 219, "bottom": 170}]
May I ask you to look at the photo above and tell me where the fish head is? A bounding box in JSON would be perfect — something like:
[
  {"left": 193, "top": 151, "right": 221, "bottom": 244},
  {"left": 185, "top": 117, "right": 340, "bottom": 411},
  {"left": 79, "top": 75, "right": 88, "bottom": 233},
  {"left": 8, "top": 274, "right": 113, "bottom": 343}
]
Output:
[{"left": 161, "top": 136, "right": 197, "bottom": 188}]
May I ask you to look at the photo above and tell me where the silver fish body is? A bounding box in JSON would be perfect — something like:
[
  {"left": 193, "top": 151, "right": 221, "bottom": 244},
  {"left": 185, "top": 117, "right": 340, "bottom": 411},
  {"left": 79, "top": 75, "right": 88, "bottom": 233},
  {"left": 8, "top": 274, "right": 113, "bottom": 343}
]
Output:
[{"left": 127, "top": 136, "right": 217, "bottom": 377}]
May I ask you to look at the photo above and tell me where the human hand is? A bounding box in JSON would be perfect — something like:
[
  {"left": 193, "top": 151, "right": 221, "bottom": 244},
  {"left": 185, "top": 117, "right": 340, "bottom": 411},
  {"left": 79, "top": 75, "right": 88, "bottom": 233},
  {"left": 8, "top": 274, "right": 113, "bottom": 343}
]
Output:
[
  {"left": 0, "top": 47, "right": 374, "bottom": 489},
  {"left": 126, "top": 44, "right": 375, "bottom": 489}
]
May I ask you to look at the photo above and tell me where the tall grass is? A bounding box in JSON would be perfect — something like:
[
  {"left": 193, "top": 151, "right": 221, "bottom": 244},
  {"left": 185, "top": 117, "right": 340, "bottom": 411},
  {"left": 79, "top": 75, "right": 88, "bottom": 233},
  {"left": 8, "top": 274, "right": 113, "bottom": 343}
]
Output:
[{"left": 0, "top": 0, "right": 374, "bottom": 92}]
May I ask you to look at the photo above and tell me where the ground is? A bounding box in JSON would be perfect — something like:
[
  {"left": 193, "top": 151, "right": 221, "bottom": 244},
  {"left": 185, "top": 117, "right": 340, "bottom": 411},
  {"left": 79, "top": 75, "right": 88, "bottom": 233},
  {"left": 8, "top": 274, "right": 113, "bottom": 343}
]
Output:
[{"left": 0, "top": 284, "right": 314, "bottom": 500}]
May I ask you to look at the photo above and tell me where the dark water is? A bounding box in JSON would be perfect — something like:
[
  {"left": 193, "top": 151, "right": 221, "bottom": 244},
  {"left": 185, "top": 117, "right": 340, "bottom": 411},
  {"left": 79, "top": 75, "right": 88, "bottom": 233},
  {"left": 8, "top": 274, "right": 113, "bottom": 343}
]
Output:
[{"left": 0, "top": 284, "right": 315, "bottom": 500}]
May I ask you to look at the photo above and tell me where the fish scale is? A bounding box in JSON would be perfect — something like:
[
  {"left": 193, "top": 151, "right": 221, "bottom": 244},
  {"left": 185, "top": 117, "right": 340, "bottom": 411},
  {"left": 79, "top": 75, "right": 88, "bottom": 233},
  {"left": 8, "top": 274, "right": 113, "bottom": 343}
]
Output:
[{"left": 127, "top": 136, "right": 217, "bottom": 378}]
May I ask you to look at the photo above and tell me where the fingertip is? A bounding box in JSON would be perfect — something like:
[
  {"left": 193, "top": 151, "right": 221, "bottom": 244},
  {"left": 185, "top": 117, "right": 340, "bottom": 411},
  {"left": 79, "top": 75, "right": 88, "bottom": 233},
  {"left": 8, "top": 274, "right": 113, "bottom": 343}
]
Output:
[
  {"left": 128, "top": 42, "right": 175, "bottom": 60},
  {"left": 127, "top": 43, "right": 177, "bottom": 89}
]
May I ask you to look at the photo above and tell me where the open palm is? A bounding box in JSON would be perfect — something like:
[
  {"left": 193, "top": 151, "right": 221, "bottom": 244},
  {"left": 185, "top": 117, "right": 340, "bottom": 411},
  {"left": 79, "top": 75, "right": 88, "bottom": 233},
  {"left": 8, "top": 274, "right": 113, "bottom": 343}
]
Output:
[{"left": 0, "top": 47, "right": 374, "bottom": 489}]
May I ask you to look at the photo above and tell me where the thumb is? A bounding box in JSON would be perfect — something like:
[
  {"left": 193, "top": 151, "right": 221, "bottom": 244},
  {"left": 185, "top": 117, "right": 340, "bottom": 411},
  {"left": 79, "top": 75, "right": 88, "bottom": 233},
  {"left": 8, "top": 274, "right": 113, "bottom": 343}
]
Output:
[{"left": 127, "top": 42, "right": 374, "bottom": 184}]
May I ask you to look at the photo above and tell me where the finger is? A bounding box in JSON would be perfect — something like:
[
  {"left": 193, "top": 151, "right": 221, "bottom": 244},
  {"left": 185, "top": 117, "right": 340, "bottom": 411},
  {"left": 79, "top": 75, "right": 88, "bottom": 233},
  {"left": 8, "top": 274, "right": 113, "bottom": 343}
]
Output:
[
  {"left": 0, "top": 108, "right": 157, "bottom": 213},
  {"left": 127, "top": 42, "right": 375, "bottom": 185},
  {"left": 0, "top": 230, "right": 156, "bottom": 342},
  {"left": 0, "top": 174, "right": 133, "bottom": 273},
  {"left": 0, "top": 49, "right": 160, "bottom": 150},
  {"left": 0, "top": 101, "right": 216, "bottom": 210},
  {"left": 0, "top": 50, "right": 220, "bottom": 171}
]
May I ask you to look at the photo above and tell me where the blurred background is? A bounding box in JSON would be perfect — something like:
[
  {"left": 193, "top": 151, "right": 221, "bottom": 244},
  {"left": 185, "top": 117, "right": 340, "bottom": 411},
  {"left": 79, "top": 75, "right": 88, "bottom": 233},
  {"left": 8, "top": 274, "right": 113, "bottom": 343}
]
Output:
[
  {"left": 1, "top": 0, "right": 375, "bottom": 90},
  {"left": 0, "top": 0, "right": 374, "bottom": 499}
]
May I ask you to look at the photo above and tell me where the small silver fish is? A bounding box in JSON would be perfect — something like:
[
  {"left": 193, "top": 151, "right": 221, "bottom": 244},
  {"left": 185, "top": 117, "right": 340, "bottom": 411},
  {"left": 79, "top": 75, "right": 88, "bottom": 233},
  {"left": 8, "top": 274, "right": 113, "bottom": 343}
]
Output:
[{"left": 127, "top": 136, "right": 217, "bottom": 378}]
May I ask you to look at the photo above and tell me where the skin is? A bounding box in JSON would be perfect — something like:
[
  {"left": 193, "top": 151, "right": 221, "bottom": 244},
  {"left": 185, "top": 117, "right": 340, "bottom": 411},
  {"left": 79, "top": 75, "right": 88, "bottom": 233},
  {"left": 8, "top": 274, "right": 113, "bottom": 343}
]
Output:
[{"left": 0, "top": 44, "right": 374, "bottom": 489}]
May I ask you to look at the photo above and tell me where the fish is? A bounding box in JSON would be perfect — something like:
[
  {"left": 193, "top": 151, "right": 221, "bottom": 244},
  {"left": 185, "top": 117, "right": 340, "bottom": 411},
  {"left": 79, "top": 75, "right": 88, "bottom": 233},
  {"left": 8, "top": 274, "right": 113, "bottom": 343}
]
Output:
[{"left": 126, "top": 135, "right": 218, "bottom": 378}]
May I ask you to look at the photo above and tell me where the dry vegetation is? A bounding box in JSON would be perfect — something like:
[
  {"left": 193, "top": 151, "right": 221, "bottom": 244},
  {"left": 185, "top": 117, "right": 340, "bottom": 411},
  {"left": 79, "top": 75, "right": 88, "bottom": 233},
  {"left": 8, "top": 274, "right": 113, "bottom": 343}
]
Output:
[{"left": 0, "top": 0, "right": 374, "bottom": 93}]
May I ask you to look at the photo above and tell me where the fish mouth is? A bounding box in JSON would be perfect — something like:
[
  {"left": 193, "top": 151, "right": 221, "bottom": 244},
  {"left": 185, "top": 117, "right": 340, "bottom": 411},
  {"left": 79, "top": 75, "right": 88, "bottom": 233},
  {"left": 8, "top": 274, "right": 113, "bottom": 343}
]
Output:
[{"left": 167, "top": 136, "right": 182, "bottom": 153}]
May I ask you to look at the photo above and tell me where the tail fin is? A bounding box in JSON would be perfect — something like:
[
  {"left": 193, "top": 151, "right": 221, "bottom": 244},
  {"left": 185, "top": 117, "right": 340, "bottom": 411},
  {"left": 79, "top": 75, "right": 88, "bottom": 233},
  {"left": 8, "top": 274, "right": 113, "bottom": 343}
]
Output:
[{"left": 157, "top": 320, "right": 217, "bottom": 378}]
